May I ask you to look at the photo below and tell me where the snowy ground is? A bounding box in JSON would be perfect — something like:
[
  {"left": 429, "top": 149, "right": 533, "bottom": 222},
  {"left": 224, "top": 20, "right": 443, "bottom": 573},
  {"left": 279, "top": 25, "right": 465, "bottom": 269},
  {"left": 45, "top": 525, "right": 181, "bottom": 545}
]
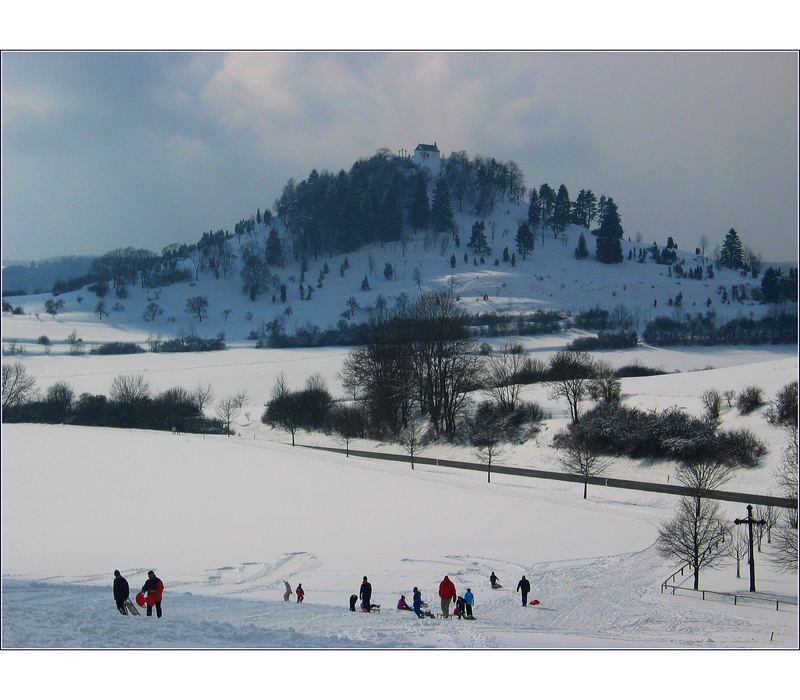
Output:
[{"left": 3, "top": 419, "right": 797, "bottom": 649}]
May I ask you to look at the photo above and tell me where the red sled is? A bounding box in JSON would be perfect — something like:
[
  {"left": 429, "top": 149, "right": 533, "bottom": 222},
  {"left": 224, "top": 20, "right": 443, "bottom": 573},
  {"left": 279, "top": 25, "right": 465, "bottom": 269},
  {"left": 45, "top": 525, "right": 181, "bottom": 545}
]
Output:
[
  {"left": 531, "top": 599, "right": 541, "bottom": 606},
  {"left": 135, "top": 592, "right": 146, "bottom": 607}
]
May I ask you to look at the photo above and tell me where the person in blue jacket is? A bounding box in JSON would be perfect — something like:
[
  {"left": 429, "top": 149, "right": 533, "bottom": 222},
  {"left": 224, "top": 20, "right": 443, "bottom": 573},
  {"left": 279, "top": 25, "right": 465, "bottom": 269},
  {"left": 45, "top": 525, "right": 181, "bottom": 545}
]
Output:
[{"left": 463, "top": 587, "right": 475, "bottom": 619}]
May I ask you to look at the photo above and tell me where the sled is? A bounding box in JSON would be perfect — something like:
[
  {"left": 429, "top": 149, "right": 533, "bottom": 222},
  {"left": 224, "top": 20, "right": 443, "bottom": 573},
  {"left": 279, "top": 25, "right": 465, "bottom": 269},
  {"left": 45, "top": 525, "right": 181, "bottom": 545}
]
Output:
[
  {"left": 525, "top": 600, "right": 541, "bottom": 606},
  {"left": 135, "top": 592, "right": 146, "bottom": 607},
  {"left": 491, "top": 584, "right": 502, "bottom": 589},
  {"left": 360, "top": 604, "right": 381, "bottom": 613},
  {"left": 125, "top": 599, "right": 141, "bottom": 616}
]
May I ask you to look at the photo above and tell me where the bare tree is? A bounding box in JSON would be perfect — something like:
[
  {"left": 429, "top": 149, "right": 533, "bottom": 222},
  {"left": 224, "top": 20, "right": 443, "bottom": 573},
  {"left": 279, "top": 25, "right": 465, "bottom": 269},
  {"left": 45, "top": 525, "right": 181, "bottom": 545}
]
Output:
[
  {"left": 185, "top": 296, "right": 209, "bottom": 322},
  {"left": 701, "top": 389, "right": 722, "bottom": 428},
  {"left": 109, "top": 373, "right": 150, "bottom": 405},
  {"left": 484, "top": 343, "right": 526, "bottom": 412},
  {"left": 271, "top": 372, "right": 289, "bottom": 402},
  {"left": 2, "top": 361, "right": 37, "bottom": 410},
  {"left": 726, "top": 525, "right": 749, "bottom": 578},
  {"left": 754, "top": 504, "right": 780, "bottom": 550},
  {"left": 471, "top": 416, "right": 504, "bottom": 483},
  {"left": 770, "top": 425, "right": 798, "bottom": 572},
  {"left": 545, "top": 351, "right": 596, "bottom": 424},
  {"left": 698, "top": 233, "right": 709, "bottom": 259},
  {"left": 216, "top": 391, "right": 247, "bottom": 436},
  {"left": 400, "top": 422, "right": 425, "bottom": 470},
  {"left": 558, "top": 436, "right": 610, "bottom": 499},
  {"left": 722, "top": 389, "right": 736, "bottom": 408},
  {"left": 587, "top": 359, "right": 621, "bottom": 405},
  {"left": 330, "top": 404, "right": 366, "bottom": 457},
  {"left": 192, "top": 383, "right": 214, "bottom": 415},
  {"left": 657, "top": 496, "right": 728, "bottom": 590}
]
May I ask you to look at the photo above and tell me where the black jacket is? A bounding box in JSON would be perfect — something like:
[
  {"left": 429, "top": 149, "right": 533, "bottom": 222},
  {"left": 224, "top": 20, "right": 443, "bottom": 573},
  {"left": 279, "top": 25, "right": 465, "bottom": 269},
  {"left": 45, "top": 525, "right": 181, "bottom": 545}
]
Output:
[
  {"left": 113, "top": 575, "right": 130, "bottom": 601},
  {"left": 142, "top": 576, "right": 162, "bottom": 593},
  {"left": 516, "top": 578, "right": 531, "bottom": 593},
  {"left": 359, "top": 581, "right": 372, "bottom": 601}
]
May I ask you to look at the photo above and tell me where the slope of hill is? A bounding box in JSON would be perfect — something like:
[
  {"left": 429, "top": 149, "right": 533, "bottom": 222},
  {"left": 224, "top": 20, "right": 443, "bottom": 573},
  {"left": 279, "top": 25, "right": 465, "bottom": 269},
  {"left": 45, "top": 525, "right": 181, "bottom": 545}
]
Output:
[{"left": 1, "top": 198, "right": 778, "bottom": 347}]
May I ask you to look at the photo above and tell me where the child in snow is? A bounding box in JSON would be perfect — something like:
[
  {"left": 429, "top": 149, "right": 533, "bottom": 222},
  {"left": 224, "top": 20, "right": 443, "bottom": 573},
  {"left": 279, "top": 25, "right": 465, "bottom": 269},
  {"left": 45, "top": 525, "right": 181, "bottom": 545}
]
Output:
[
  {"left": 490, "top": 572, "right": 501, "bottom": 589},
  {"left": 397, "top": 594, "right": 414, "bottom": 612},
  {"left": 454, "top": 596, "right": 466, "bottom": 619},
  {"left": 283, "top": 580, "right": 292, "bottom": 602},
  {"left": 349, "top": 594, "right": 358, "bottom": 611},
  {"left": 463, "top": 588, "right": 475, "bottom": 619},
  {"left": 296, "top": 583, "right": 305, "bottom": 603}
]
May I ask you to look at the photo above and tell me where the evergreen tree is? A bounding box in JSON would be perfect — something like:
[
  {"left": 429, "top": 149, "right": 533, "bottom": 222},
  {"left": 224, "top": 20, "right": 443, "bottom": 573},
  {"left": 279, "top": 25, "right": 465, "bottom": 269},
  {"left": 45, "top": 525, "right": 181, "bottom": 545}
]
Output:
[
  {"left": 431, "top": 179, "right": 455, "bottom": 233},
  {"left": 595, "top": 197, "right": 624, "bottom": 264},
  {"left": 720, "top": 228, "right": 745, "bottom": 269},
  {"left": 539, "top": 183, "right": 555, "bottom": 233},
  {"left": 361, "top": 275, "right": 370, "bottom": 291},
  {"left": 379, "top": 189, "right": 402, "bottom": 242},
  {"left": 410, "top": 173, "right": 430, "bottom": 232},
  {"left": 553, "top": 184, "right": 571, "bottom": 233},
  {"left": 468, "top": 221, "right": 490, "bottom": 255},
  {"left": 515, "top": 222, "right": 534, "bottom": 259},
  {"left": 575, "top": 232, "right": 589, "bottom": 259},
  {"left": 266, "top": 228, "right": 283, "bottom": 266},
  {"left": 527, "top": 188, "right": 541, "bottom": 230}
]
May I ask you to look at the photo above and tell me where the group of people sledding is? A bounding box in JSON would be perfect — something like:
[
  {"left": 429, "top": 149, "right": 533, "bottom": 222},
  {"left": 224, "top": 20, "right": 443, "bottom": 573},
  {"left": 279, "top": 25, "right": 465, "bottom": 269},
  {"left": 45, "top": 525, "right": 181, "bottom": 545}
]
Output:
[{"left": 113, "top": 569, "right": 164, "bottom": 618}]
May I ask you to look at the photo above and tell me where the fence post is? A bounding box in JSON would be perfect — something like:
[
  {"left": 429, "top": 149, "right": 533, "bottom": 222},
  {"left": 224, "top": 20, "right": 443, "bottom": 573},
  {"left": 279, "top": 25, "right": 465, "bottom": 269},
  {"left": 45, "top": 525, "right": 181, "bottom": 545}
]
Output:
[
  {"left": 734, "top": 596, "right": 737, "bottom": 605},
  {"left": 702, "top": 591, "right": 705, "bottom": 601}
]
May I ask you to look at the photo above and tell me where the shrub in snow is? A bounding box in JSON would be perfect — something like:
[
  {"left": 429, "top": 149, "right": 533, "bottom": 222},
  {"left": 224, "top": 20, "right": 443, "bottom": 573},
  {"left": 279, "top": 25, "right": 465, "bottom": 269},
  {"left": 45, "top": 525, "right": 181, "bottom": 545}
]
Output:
[
  {"left": 764, "top": 381, "right": 798, "bottom": 428},
  {"left": 736, "top": 386, "right": 764, "bottom": 415}
]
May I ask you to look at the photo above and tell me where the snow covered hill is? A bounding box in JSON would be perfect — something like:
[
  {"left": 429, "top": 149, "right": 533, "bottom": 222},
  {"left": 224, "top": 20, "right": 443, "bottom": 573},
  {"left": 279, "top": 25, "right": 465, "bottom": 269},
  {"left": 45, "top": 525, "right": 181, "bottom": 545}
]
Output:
[{"left": 1, "top": 193, "right": 782, "bottom": 348}]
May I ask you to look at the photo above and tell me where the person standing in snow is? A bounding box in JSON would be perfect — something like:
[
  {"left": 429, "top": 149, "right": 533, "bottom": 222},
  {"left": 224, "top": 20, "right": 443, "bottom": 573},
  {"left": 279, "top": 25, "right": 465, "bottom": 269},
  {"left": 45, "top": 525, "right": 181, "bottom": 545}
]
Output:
[
  {"left": 463, "top": 587, "right": 475, "bottom": 619},
  {"left": 113, "top": 570, "right": 130, "bottom": 615},
  {"left": 283, "top": 580, "right": 292, "bottom": 602},
  {"left": 438, "top": 575, "right": 457, "bottom": 618},
  {"left": 141, "top": 570, "right": 164, "bottom": 618},
  {"left": 516, "top": 575, "right": 531, "bottom": 607},
  {"left": 296, "top": 583, "right": 305, "bottom": 603},
  {"left": 490, "top": 572, "right": 501, "bottom": 589},
  {"left": 349, "top": 594, "right": 358, "bottom": 611},
  {"left": 359, "top": 576, "right": 372, "bottom": 611}
]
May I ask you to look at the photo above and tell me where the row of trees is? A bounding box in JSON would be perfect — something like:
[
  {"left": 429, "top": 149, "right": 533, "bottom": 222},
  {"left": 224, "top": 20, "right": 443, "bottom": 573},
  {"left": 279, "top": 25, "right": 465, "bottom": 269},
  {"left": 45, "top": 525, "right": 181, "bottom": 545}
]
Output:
[{"left": 1, "top": 362, "right": 249, "bottom": 436}]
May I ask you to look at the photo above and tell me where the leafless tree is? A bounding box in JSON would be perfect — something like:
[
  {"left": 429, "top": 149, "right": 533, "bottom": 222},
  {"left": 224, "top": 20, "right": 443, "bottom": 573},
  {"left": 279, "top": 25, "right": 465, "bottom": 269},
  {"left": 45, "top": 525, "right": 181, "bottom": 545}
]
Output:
[
  {"left": 726, "top": 525, "right": 749, "bottom": 578},
  {"left": 192, "top": 383, "right": 214, "bottom": 415},
  {"left": 216, "top": 391, "right": 247, "bottom": 436},
  {"left": 754, "top": 504, "right": 779, "bottom": 550},
  {"left": 109, "top": 373, "right": 150, "bottom": 405},
  {"left": 399, "top": 422, "right": 425, "bottom": 470},
  {"left": 722, "top": 389, "right": 736, "bottom": 408},
  {"left": 701, "top": 389, "right": 722, "bottom": 427},
  {"left": 2, "top": 361, "right": 37, "bottom": 411},
  {"left": 770, "top": 425, "right": 798, "bottom": 572},
  {"left": 558, "top": 436, "right": 610, "bottom": 499},
  {"left": 587, "top": 359, "right": 621, "bottom": 405},
  {"left": 545, "top": 350, "right": 596, "bottom": 424},
  {"left": 471, "top": 416, "right": 504, "bottom": 483},
  {"left": 657, "top": 496, "right": 728, "bottom": 590},
  {"left": 698, "top": 233, "right": 709, "bottom": 259},
  {"left": 271, "top": 372, "right": 289, "bottom": 402},
  {"left": 484, "top": 343, "right": 526, "bottom": 412}
]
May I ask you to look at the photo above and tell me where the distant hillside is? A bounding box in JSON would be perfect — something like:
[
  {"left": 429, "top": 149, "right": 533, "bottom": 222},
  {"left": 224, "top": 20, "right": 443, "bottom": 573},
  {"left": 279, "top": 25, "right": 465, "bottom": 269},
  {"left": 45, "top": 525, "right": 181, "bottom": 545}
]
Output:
[{"left": 2, "top": 256, "right": 97, "bottom": 295}]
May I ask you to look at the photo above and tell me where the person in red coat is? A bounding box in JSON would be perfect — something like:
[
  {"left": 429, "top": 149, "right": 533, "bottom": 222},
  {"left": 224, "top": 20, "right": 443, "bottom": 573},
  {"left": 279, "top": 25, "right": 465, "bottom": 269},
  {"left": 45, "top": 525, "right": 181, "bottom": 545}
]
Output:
[
  {"left": 141, "top": 570, "right": 164, "bottom": 618},
  {"left": 296, "top": 583, "right": 305, "bottom": 603},
  {"left": 438, "top": 575, "right": 457, "bottom": 618}
]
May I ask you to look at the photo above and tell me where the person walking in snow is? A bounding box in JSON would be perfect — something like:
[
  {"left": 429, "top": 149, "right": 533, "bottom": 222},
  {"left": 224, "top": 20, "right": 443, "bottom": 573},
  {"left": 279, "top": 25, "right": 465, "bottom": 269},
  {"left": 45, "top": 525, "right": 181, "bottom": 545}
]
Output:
[
  {"left": 295, "top": 583, "right": 305, "bottom": 603},
  {"left": 463, "top": 587, "right": 475, "bottom": 619},
  {"left": 113, "top": 569, "right": 130, "bottom": 615},
  {"left": 516, "top": 575, "right": 531, "bottom": 607},
  {"left": 349, "top": 594, "right": 358, "bottom": 611},
  {"left": 490, "top": 572, "right": 501, "bottom": 589},
  {"left": 283, "top": 580, "right": 292, "bottom": 602},
  {"left": 438, "top": 575, "right": 457, "bottom": 618},
  {"left": 141, "top": 570, "right": 164, "bottom": 618},
  {"left": 359, "top": 576, "right": 372, "bottom": 611}
]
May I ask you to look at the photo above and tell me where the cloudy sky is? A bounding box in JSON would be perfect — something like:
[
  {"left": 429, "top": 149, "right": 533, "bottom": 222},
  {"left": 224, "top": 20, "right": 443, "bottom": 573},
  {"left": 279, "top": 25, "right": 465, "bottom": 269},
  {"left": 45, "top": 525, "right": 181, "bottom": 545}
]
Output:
[{"left": 2, "top": 51, "right": 797, "bottom": 262}]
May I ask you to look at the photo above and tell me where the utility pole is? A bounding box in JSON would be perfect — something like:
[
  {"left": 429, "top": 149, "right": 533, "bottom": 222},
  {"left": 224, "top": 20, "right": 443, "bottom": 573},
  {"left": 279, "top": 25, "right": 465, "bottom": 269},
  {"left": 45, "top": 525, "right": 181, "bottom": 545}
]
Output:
[{"left": 734, "top": 504, "right": 767, "bottom": 593}]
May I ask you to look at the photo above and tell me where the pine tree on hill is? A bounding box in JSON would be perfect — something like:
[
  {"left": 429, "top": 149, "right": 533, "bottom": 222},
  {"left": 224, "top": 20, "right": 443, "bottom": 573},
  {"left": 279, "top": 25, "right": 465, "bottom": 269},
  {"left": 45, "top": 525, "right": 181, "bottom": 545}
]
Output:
[
  {"left": 468, "top": 221, "right": 490, "bottom": 255},
  {"left": 595, "top": 197, "right": 624, "bottom": 264},
  {"left": 410, "top": 173, "right": 430, "bottom": 232},
  {"left": 553, "top": 184, "right": 571, "bottom": 233},
  {"left": 515, "top": 223, "right": 534, "bottom": 260},
  {"left": 720, "top": 228, "right": 745, "bottom": 269},
  {"left": 431, "top": 179, "right": 455, "bottom": 233},
  {"left": 266, "top": 228, "right": 284, "bottom": 266},
  {"left": 575, "top": 232, "right": 589, "bottom": 259},
  {"left": 527, "top": 188, "right": 541, "bottom": 230},
  {"left": 538, "top": 183, "right": 555, "bottom": 234}
]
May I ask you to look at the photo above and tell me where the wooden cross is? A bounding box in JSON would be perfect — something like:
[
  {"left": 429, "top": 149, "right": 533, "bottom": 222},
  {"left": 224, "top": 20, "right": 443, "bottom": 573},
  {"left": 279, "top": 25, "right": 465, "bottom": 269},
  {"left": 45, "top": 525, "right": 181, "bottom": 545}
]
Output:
[{"left": 734, "top": 504, "right": 767, "bottom": 593}]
